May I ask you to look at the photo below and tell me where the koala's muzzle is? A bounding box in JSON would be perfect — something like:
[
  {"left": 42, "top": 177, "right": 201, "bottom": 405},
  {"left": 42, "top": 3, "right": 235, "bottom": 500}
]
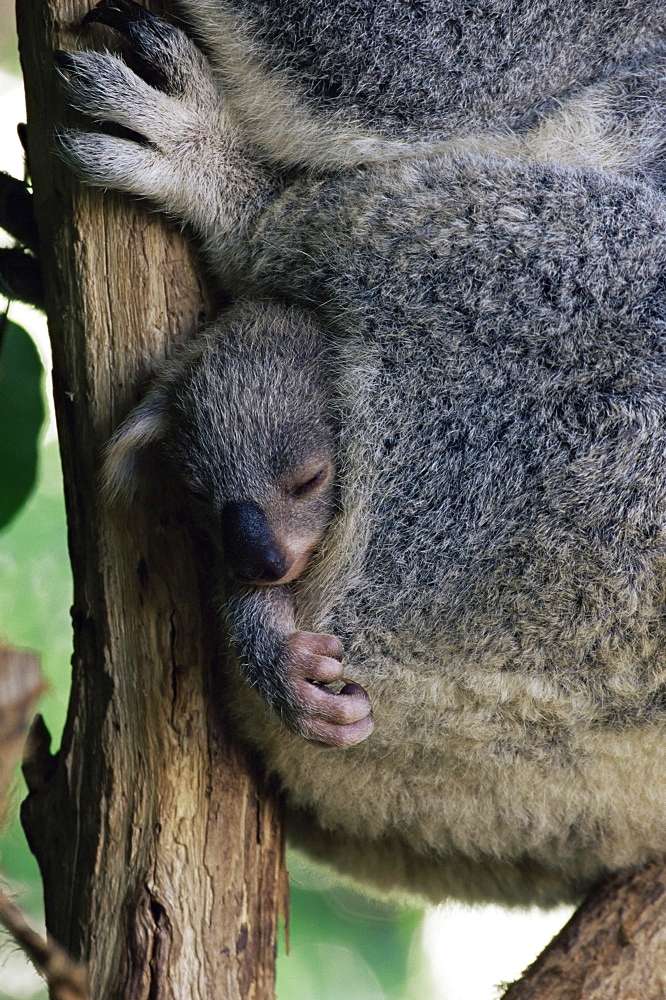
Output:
[{"left": 221, "top": 500, "right": 289, "bottom": 584}]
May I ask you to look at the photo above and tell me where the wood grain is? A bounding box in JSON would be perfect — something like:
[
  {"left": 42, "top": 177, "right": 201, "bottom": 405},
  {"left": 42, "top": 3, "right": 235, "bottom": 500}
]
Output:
[{"left": 15, "top": 1, "right": 286, "bottom": 996}]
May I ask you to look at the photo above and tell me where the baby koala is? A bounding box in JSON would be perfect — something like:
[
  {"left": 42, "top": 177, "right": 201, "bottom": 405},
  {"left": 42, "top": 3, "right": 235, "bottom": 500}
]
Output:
[{"left": 103, "top": 298, "right": 373, "bottom": 747}]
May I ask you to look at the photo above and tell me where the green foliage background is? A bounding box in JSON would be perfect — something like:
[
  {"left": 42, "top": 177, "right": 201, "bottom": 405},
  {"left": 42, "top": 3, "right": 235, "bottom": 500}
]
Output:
[{"left": 0, "top": 313, "right": 61, "bottom": 999}]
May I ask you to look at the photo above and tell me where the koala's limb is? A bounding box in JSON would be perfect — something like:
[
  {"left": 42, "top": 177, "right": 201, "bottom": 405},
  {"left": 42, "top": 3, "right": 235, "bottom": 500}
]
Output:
[
  {"left": 175, "top": 0, "right": 666, "bottom": 171},
  {"left": 225, "top": 584, "right": 373, "bottom": 748},
  {"left": 520, "top": 53, "right": 666, "bottom": 189},
  {"left": 57, "top": 2, "right": 666, "bottom": 299},
  {"left": 173, "top": 0, "right": 441, "bottom": 172},
  {"left": 55, "top": 0, "right": 281, "bottom": 275}
]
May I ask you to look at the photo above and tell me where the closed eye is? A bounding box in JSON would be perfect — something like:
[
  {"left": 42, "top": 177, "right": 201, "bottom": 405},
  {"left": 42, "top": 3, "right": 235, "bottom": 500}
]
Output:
[
  {"left": 187, "top": 486, "right": 215, "bottom": 519},
  {"left": 291, "top": 468, "right": 328, "bottom": 498}
]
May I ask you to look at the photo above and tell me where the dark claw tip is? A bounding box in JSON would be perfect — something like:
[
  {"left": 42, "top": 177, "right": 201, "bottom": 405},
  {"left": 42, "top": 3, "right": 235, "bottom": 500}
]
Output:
[
  {"left": 81, "top": 7, "right": 104, "bottom": 27},
  {"left": 82, "top": 0, "right": 156, "bottom": 31}
]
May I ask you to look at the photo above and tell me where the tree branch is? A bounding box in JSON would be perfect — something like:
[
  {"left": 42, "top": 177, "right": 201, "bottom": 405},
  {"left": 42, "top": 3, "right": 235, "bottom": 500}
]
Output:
[{"left": 502, "top": 859, "right": 666, "bottom": 999}]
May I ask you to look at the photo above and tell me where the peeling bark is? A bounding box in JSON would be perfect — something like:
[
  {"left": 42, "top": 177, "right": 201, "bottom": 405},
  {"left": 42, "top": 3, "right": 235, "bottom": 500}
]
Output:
[{"left": 15, "top": 0, "right": 287, "bottom": 996}]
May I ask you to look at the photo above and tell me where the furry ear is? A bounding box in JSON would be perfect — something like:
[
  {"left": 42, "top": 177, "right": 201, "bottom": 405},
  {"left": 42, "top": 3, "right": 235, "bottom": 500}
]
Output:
[{"left": 100, "top": 387, "right": 169, "bottom": 504}]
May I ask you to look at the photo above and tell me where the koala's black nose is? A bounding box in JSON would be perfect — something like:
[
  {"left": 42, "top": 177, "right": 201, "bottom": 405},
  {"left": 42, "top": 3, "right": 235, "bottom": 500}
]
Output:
[{"left": 221, "top": 500, "right": 289, "bottom": 584}]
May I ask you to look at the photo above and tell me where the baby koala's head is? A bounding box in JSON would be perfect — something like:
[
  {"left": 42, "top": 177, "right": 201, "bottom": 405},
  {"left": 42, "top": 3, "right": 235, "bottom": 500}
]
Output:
[{"left": 103, "top": 299, "right": 337, "bottom": 585}]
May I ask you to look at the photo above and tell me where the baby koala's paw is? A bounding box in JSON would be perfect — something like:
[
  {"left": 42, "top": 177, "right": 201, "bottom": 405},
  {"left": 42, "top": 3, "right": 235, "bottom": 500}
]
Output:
[
  {"left": 55, "top": 0, "right": 225, "bottom": 215},
  {"left": 283, "top": 632, "right": 374, "bottom": 749}
]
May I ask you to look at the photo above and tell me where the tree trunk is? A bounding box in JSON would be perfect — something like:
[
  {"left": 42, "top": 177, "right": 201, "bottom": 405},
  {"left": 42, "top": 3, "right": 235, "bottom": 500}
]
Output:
[{"left": 15, "top": 1, "right": 287, "bottom": 997}]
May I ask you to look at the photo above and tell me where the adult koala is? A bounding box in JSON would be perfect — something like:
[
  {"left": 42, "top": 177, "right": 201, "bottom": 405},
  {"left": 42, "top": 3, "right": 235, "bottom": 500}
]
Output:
[{"left": 56, "top": 0, "right": 666, "bottom": 905}]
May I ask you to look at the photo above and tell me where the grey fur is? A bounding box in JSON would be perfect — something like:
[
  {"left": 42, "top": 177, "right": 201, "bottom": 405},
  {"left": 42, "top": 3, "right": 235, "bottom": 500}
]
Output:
[
  {"left": 58, "top": 1, "right": 666, "bottom": 904},
  {"left": 179, "top": 0, "right": 666, "bottom": 168}
]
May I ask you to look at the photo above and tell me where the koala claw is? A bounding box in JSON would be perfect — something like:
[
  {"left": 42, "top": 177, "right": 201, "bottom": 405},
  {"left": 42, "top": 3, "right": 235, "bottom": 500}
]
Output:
[
  {"left": 81, "top": 0, "right": 187, "bottom": 97},
  {"left": 55, "top": 2, "right": 227, "bottom": 216},
  {"left": 285, "top": 631, "right": 374, "bottom": 748},
  {"left": 82, "top": 0, "right": 156, "bottom": 32}
]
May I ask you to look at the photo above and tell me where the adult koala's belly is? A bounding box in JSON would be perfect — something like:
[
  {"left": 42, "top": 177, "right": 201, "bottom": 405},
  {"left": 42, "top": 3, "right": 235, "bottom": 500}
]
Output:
[{"left": 228, "top": 648, "right": 666, "bottom": 891}]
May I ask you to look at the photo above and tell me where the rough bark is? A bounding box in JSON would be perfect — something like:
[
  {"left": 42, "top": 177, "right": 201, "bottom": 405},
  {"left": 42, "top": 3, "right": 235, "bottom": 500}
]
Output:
[{"left": 15, "top": 1, "right": 287, "bottom": 997}]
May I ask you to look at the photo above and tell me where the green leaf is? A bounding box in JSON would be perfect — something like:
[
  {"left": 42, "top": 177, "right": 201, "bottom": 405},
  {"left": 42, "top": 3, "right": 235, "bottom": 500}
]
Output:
[{"left": 0, "top": 319, "right": 45, "bottom": 529}]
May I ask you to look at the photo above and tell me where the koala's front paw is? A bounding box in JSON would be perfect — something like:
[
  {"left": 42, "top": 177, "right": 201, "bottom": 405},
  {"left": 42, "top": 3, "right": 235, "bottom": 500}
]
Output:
[
  {"left": 55, "top": 0, "right": 227, "bottom": 222},
  {"left": 284, "top": 632, "right": 374, "bottom": 749}
]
